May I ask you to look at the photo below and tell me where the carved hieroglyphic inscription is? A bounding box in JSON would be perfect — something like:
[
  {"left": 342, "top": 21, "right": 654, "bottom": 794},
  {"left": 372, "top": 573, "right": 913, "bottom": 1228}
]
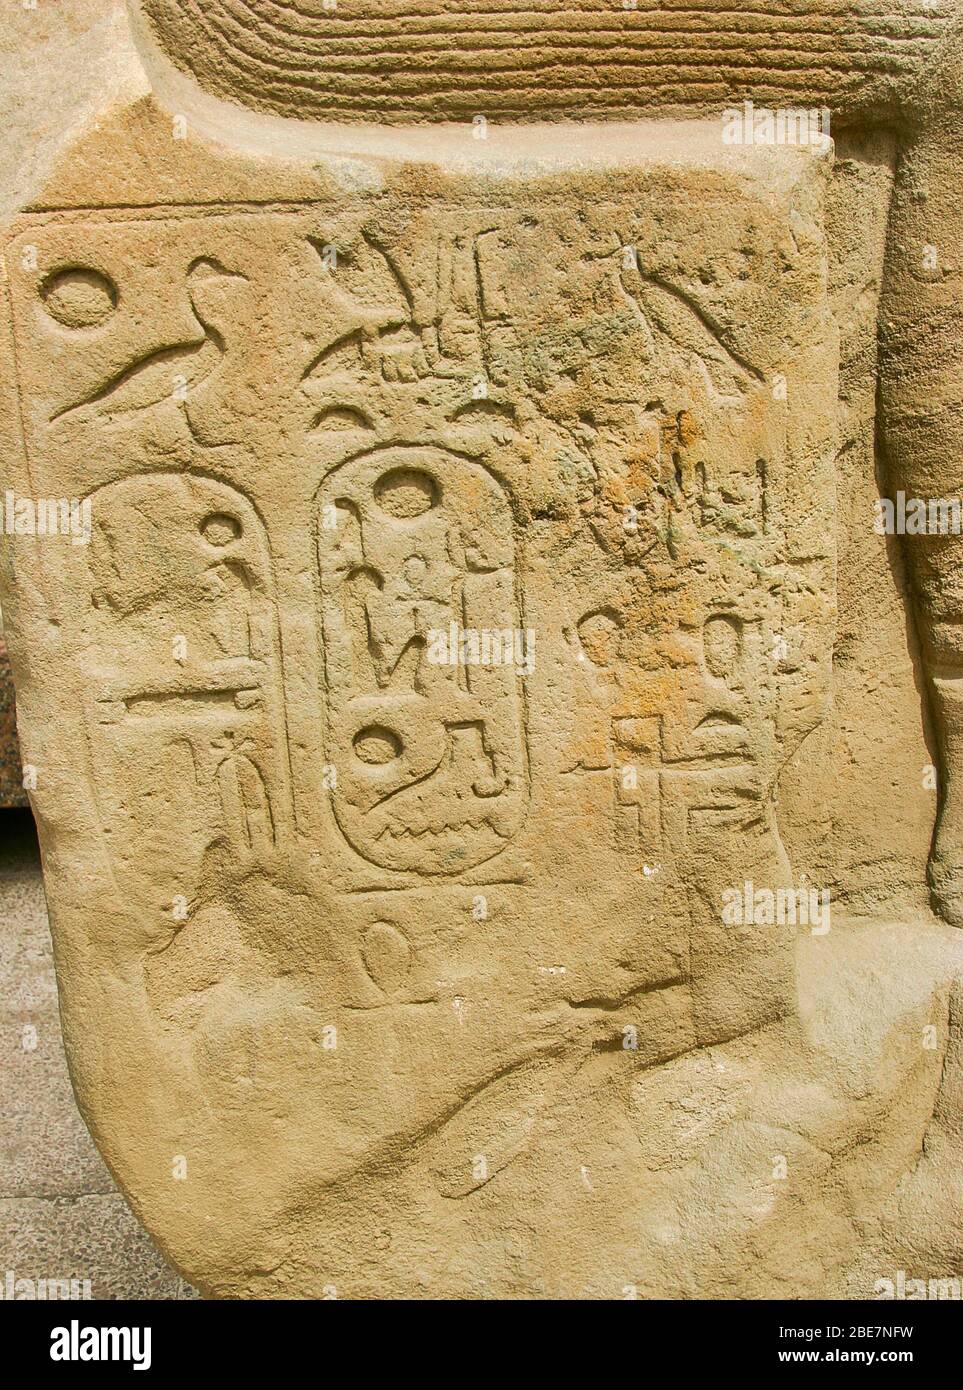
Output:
[
  {"left": 3, "top": 159, "right": 837, "bottom": 1221},
  {"left": 8, "top": 4, "right": 963, "bottom": 1297},
  {"left": 79, "top": 472, "right": 286, "bottom": 907},
  {"left": 317, "top": 446, "right": 527, "bottom": 874},
  {"left": 4, "top": 192, "right": 835, "bottom": 936}
]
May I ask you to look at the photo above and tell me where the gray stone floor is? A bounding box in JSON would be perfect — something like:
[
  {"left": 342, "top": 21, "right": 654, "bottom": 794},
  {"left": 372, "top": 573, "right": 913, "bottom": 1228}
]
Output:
[{"left": 0, "top": 809, "right": 196, "bottom": 1299}]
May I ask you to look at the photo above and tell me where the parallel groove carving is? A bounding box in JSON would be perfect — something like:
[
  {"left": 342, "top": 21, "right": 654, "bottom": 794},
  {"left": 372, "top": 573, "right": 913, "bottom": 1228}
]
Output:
[{"left": 139, "top": 0, "right": 950, "bottom": 122}]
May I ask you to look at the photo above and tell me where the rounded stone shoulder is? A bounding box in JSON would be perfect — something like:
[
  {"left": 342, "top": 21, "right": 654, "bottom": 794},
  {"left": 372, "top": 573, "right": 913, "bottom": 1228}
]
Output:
[{"left": 135, "top": 0, "right": 953, "bottom": 125}]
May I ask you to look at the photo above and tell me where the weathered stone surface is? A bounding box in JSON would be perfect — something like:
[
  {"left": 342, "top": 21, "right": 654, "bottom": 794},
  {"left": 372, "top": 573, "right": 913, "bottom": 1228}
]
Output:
[
  {"left": 135, "top": 0, "right": 949, "bottom": 124},
  {"left": 1, "top": 1, "right": 962, "bottom": 1299}
]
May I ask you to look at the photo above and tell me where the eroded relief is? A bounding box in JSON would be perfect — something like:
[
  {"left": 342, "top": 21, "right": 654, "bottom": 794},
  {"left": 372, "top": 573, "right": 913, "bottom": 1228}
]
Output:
[
  {"left": 6, "top": 193, "right": 833, "bottom": 993},
  {"left": 316, "top": 446, "right": 527, "bottom": 874},
  {"left": 7, "top": 0, "right": 963, "bottom": 1306},
  {"left": 0, "top": 121, "right": 857, "bottom": 1295},
  {"left": 79, "top": 472, "right": 286, "bottom": 908}
]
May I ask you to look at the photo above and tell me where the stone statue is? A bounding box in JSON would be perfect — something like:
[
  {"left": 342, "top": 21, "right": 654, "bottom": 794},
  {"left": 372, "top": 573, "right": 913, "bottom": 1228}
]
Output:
[{"left": 1, "top": 0, "right": 962, "bottom": 1298}]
